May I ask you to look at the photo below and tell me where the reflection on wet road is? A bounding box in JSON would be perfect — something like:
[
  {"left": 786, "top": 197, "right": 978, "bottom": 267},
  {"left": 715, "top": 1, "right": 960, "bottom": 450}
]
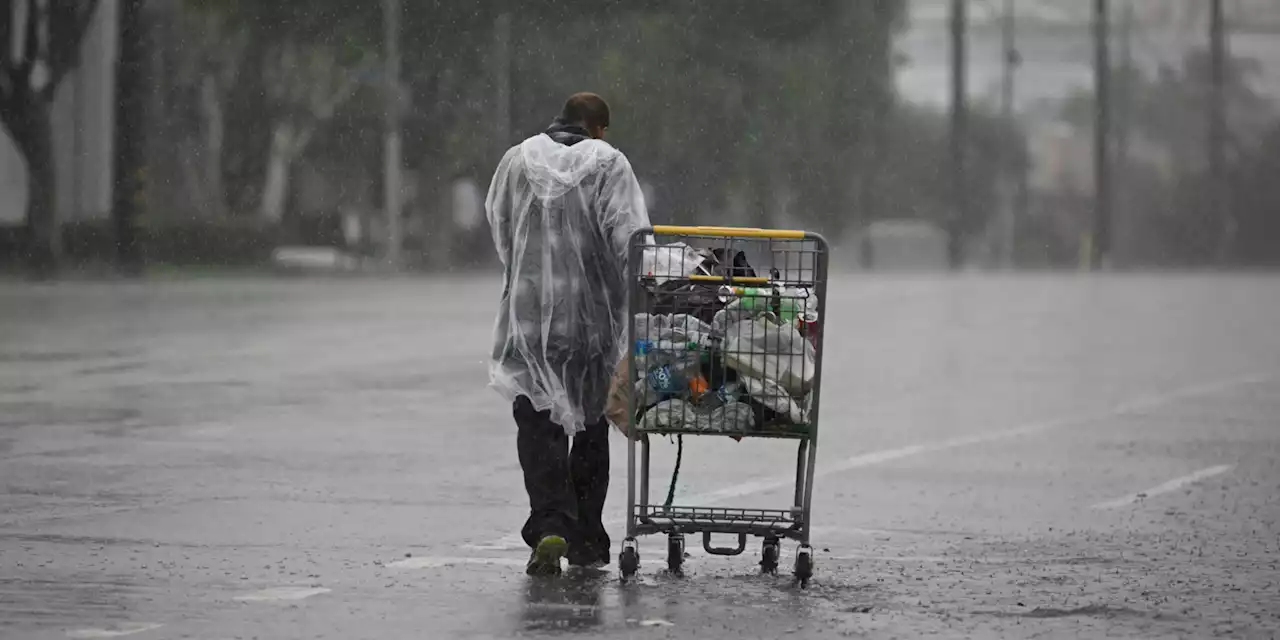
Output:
[{"left": 2, "top": 274, "right": 1279, "bottom": 638}]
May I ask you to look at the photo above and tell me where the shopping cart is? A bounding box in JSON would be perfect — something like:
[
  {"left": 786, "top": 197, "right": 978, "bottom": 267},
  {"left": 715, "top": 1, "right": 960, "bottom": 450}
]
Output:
[{"left": 618, "top": 225, "right": 829, "bottom": 587}]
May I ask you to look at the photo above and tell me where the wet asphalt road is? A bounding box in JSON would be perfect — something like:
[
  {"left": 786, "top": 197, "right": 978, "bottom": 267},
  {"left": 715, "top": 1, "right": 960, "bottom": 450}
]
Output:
[{"left": 2, "top": 274, "right": 1279, "bottom": 639}]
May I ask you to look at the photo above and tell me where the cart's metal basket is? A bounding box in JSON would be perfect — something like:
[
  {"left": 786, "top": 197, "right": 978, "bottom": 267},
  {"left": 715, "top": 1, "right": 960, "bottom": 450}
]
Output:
[{"left": 618, "top": 225, "right": 829, "bottom": 585}]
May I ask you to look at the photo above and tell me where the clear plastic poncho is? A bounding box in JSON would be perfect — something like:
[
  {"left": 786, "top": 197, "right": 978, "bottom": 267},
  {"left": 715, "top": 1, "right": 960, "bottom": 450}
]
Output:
[{"left": 486, "top": 133, "right": 652, "bottom": 434}]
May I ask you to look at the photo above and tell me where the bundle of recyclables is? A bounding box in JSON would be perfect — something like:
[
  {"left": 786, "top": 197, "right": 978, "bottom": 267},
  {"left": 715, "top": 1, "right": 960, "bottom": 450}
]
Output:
[
  {"left": 616, "top": 226, "right": 828, "bottom": 585},
  {"left": 605, "top": 241, "right": 822, "bottom": 438}
]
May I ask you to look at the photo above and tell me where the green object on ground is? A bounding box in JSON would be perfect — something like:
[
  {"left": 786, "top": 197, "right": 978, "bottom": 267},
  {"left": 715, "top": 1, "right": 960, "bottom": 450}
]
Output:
[{"left": 526, "top": 535, "right": 568, "bottom": 576}]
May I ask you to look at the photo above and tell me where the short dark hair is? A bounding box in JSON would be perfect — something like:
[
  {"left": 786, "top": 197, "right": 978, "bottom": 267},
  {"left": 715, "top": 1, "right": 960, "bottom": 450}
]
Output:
[{"left": 561, "top": 92, "right": 610, "bottom": 130}]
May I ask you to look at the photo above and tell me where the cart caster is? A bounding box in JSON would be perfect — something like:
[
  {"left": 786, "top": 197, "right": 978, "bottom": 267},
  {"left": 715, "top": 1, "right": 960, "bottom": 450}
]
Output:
[
  {"left": 794, "top": 545, "right": 814, "bottom": 588},
  {"left": 760, "top": 538, "right": 780, "bottom": 575},
  {"left": 619, "top": 538, "right": 640, "bottom": 580},
  {"left": 667, "top": 534, "right": 685, "bottom": 575}
]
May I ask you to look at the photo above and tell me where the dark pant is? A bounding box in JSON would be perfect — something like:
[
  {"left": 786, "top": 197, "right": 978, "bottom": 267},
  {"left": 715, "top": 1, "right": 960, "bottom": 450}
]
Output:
[{"left": 514, "top": 396, "right": 611, "bottom": 564}]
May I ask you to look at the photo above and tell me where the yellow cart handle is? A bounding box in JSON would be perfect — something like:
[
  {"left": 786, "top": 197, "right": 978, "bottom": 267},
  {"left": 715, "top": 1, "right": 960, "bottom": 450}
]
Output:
[
  {"left": 686, "top": 274, "right": 772, "bottom": 286},
  {"left": 651, "top": 225, "right": 807, "bottom": 240}
]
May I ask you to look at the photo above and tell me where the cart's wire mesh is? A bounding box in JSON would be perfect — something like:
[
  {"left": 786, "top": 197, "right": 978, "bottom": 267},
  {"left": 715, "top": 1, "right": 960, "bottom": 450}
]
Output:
[
  {"left": 626, "top": 233, "right": 826, "bottom": 440},
  {"left": 640, "top": 506, "right": 798, "bottom": 526}
]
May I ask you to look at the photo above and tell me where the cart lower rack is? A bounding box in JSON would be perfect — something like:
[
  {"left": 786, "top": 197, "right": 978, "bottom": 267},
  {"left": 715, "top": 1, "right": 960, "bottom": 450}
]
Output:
[{"left": 617, "top": 225, "right": 829, "bottom": 586}]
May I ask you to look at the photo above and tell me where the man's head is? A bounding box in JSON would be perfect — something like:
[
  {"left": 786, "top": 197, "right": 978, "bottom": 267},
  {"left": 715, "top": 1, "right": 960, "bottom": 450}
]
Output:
[{"left": 561, "top": 93, "right": 610, "bottom": 140}]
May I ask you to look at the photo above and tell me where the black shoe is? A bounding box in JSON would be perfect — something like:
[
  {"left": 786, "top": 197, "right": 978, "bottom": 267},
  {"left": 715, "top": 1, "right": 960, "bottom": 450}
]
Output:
[{"left": 568, "top": 546, "right": 611, "bottom": 569}]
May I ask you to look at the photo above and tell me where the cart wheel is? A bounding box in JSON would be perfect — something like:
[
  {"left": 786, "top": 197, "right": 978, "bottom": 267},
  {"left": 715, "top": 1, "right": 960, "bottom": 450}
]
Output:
[
  {"left": 666, "top": 534, "right": 685, "bottom": 575},
  {"left": 619, "top": 539, "right": 640, "bottom": 580},
  {"left": 760, "top": 538, "right": 780, "bottom": 575},
  {"left": 794, "top": 545, "right": 814, "bottom": 588}
]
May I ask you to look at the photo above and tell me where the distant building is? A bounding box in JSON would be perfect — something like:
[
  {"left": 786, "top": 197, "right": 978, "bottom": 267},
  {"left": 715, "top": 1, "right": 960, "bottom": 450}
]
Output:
[{"left": 0, "top": 0, "right": 119, "bottom": 226}]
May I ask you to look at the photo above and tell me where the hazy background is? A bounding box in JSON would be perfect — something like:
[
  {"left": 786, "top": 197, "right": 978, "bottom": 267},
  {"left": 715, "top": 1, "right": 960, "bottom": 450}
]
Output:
[{"left": 3, "top": 0, "right": 1280, "bottom": 272}]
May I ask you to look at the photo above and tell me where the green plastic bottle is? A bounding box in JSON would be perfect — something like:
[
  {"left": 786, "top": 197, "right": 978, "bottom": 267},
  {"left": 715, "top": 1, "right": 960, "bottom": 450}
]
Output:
[{"left": 729, "top": 286, "right": 801, "bottom": 322}]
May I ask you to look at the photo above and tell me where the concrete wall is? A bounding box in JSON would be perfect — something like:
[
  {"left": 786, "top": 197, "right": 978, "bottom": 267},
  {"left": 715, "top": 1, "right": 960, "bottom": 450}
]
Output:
[{"left": 0, "top": 0, "right": 118, "bottom": 226}]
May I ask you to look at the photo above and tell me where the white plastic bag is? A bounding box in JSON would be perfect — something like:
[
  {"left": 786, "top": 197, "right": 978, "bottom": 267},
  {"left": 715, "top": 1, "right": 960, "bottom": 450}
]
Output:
[
  {"left": 721, "top": 316, "right": 817, "bottom": 398},
  {"left": 640, "top": 242, "right": 707, "bottom": 286},
  {"left": 740, "top": 375, "right": 806, "bottom": 425},
  {"left": 640, "top": 399, "right": 755, "bottom": 433}
]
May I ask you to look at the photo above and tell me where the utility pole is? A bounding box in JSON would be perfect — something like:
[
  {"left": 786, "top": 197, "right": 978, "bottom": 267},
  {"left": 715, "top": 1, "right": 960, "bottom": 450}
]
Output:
[
  {"left": 1114, "top": 0, "right": 1133, "bottom": 266},
  {"left": 999, "top": 0, "right": 1019, "bottom": 269},
  {"left": 948, "top": 0, "right": 969, "bottom": 270},
  {"left": 1091, "top": 0, "right": 1112, "bottom": 270},
  {"left": 112, "top": 0, "right": 145, "bottom": 276},
  {"left": 858, "top": 0, "right": 893, "bottom": 271},
  {"left": 382, "top": 0, "right": 403, "bottom": 271},
  {"left": 1209, "top": 0, "right": 1231, "bottom": 264}
]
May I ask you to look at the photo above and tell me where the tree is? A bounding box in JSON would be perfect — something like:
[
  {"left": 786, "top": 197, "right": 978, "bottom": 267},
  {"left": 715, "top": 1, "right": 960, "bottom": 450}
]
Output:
[
  {"left": 0, "top": 0, "right": 102, "bottom": 273},
  {"left": 1056, "top": 50, "right": 1275, "bottom": 265},
  {"left": 1232, "top": 122, "right": 1280, "bottom": 266},
  {"left": 147, "top": 0, "right": 906, "bottom": 267},
  {"left": 183, "top": 0, "right": 380, "bottom": 223},
  {"left": 257, "top": 40, "right": 372, "bottom": 223},
  {"left": 456, "top": 0, "right": 905, "bottom": 237}
]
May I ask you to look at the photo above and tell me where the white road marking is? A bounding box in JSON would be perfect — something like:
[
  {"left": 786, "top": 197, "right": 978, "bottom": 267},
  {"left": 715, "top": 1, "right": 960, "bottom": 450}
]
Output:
[
  {"left": 389, "top": 556, "right": 526, "bottom": 569},
  {"left": 66, "top": 624, "right": 163, "bottom": 638},
  {"left": 1091, "top": 464, "right": 1235, "bottom": 510},
  {"left": 474, "top": 372, "right": 1271, "bottom": 550},
  {"left": 233, "top": 586, "right": 331, "bottom": 602}
]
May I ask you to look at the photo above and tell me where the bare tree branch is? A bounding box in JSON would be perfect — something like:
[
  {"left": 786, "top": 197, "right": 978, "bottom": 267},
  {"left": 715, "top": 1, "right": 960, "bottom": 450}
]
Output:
[{"left": 45, "top": 0, "right": 102, "bottom": 100}]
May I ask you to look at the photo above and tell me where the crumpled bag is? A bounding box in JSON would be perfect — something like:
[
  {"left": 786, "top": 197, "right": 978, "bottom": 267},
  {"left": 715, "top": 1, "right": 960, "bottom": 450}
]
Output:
[
  {"left": 640, "top": 399, "right": 756, "bottom": 434},
  {"left": 641, "top": 242, "right": 708, "bottom": 286},
  {"left": 608, "top": 313, "right": 714, "bottom": 435},
  {"left": 632, "top": 313, "right": 714, "bottom": 373},
  {"left": 605, "top": 356, "right": 635, "bottom": 437},
  {"left": 740, "top": 374, "right": 806, "bottom": 425},
  {"left": 721, "top": 316, "right": 817, "bottom": 398},
  {"left": 647, "top": 248, "right": 759, "bottom": 323},
  {"left": 633, "top": 313, "right": 714, "bottom": 347}
]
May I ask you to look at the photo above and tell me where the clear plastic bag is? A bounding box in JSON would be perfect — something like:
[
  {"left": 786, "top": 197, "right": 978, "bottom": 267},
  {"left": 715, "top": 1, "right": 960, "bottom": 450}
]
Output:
[
  {"left": 740, "top": 374, "right": 806, "bottom": 425},
  {"left": 640, "top": 242, "right": 709, "bottom": 286},
  {"left": 640, "top": 399, "right": 756, "bottom": 433},
  {"left": 721, "top": 316, "right": 817, "bottom": 399}
]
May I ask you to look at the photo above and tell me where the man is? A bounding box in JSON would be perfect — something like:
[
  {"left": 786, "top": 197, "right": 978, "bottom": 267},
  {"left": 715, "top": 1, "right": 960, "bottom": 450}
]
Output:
[{"left": 486, "top": 93, "right": 651, "bottom": 575}]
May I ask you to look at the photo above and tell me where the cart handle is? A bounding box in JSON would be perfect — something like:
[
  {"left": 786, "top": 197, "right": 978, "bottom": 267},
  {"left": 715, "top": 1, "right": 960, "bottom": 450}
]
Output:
[
  {"left": 686, "top": 274, "right": 772, "bottom": 286},
  {"left": 703, "top": 532, "right": 748, "bottom": 556},
  {"left": 651, "top": 225, "right": 807, "bottom": 240}
]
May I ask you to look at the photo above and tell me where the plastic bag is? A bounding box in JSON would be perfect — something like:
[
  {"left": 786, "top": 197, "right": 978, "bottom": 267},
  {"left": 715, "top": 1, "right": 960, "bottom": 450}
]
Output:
[
  {"left": 640, "top": 399, "right": 755, "bottom": 433},
  {"left": 740, "top": 375, "right": 806, "bottom": 425},
  {"left": 631, "top": 313, "right": 714, "bottom": 374},
  {"left": 647, "top": 248, "right": 760, "bottom": 323},
  {"left": 641, "top": 242, "right": 708, "bottom": 286},
  {"left": 606, "top": 314, "right": 713, "bottom": 433},
  {"left": 633, "top": 314, "right": 714, "bottom": 348},
  {"left": 605, "top": 356, "right": 636, "bottom": 436},
  {"left": 721, "top": 316, "right": 817, "bottom": 398}
]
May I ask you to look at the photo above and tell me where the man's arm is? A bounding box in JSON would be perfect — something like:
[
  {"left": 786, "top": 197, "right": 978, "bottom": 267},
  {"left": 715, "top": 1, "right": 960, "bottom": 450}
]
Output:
[
  {"left": 597, "top": 153, "right": 653, "bottom": 272},
  {"left": 485, "top": 148, "right": 518, "bottom": 267}
]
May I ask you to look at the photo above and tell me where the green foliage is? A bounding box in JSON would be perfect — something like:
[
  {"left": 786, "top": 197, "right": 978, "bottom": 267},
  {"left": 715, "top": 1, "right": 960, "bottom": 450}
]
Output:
[
  {"left": 1055, "top": 49, "right": 1278, "bottom": 265},
  {"left": 184, "top": 0, "right": 381, "bottom": 48},
  {"left": 167, "top": 0, "right": 907, "bottom": 239}
]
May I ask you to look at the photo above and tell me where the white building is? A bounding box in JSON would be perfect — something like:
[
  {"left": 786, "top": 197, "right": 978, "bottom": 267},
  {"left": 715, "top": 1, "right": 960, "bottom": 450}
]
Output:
[{"left": 0, "top": 0, "right": 119, "bottom": 226}]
